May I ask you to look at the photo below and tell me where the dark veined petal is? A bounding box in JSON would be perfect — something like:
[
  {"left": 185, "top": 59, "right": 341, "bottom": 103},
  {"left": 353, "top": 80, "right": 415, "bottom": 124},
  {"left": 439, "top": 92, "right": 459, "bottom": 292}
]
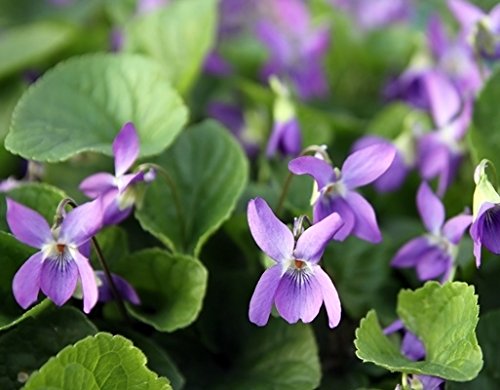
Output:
[
  {"left": 274, "top": 269, "right": 323, "bottom": 324},
  {"left": 40, "top": 255, "right": 79, "bottom": 307},
  {"left": 469, "top": 202, "right": 495, "bottom": 267},
  {"left": 294, "top": 212, "right": 343, "bottom": 264},
  {"left": 417, "top": 182, "right": 445, "bottom": 235},
  {"left": 314, "top": 266, "right": 341, "bottom": 328},
  {"left": 288, "top": 156, "right": 334, "bottom": 189},
  {"left": 248, "top": 265, "right": 284, "bottom": 326},
  {"left": 113, "top": 122, "right": 140, "bottom": 177},
  {"left": 477, "top": 203, "right": 500, "bottom": 255},
  {"left": 6, "top": 198, "right": 52, "bottom": 249},
  {"left": 12, "top": 252, "right": 44, "bottom": 309},
  {"left": 59, "top": 198, "right": 103, "bottom": 246},
  {"left": 247, "top": 198, "right": 294, "bottom": 263},
  {"left": 73, "top": 249, "right": 98, "bottom": 314},
  {"left": 344, "top": 191, "right": 382, "bottom": 243},
  {"left": 341, "top": 143, "right": 396, "bottom": 190},
  {"left": 79, "top": 172, "right": 116, "bottom": 198}
]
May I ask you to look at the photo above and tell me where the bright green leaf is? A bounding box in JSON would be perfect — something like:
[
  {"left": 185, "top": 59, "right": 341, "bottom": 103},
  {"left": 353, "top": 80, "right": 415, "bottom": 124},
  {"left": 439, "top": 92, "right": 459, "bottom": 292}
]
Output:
[
  {"left": 0, "top": 307, "right": 97, "bottom": 390},
  {"left": 355, "top": 282, "right": 483, "bottom": 381},
  {"left": 23, "top": 332, "right": 171, "bottom": 389},
  {"left": 112, "top": 248, "right": 208, "bottom": 332},
  {"left": 135, "top": 120, "right": 248, "bottom": 256},
  {"left": 0, "top": 22, "right": 75, "bottom": 81},
  {"left": 124, "top": 0, "right": 217, "bottom": 94},
  {"left": 6, "top": 53, "right": 188, "bottom": 162}
]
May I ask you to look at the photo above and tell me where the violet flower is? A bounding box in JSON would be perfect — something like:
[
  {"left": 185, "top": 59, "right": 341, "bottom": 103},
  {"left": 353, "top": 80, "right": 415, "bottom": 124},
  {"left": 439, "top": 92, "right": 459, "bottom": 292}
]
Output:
[
  {"left": 255, "top": 0, "right": 330, "bottom": 100},
  {"left": 80, "top": 122, "right": 153, "bottom": 226},
  {"left": 470, "top": 159, "right": 500, "bottom": 266},
  {"left": 247, "top": 197, "right": 343, "bottom": 328},
  {"left": 95, "top": 271, "right": 140, "bottom": 305},
  {"left": 385, "top": 320, "right": 445, "bottom": 390},
  {"left": 289, "top": 144, "right": 395, "bottom": 242},
  {"left": 391, "top": 182, "right": 471, "bottom": 282},
  {"left": 448, "top": 0, "right": 500, "bottom": 59},
  {"left": 417, "top": 70, "right": 471, "bottom": 197},
  {"left": 6, "top": 198, "right": 102, "bottom": 313}
]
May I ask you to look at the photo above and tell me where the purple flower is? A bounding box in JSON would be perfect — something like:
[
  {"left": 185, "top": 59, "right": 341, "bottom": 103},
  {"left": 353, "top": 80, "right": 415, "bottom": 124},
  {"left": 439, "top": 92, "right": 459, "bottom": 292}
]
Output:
[
  {"left": 203, "top": 51, "right": 233, "bottom": 76},
  {"left": 448, "top": 0, "right": 500, "bottom": 59},
  {"left": 247, "top": 198, "right": 343, "bottom": 328},
  {"left": 384, "top": 68, "right": 433, "bottom": 111},
  {"left": 255, "top": 0, "right": 330, "bottom": 100},
  {"left": 289, "top": 144, "right": 396, "bottom": 242},
  {"left": 385, "top": 320, "right": 445, "bottom": 389},
  {"left": 266, "top": 117, "right": 302, "bottom": 157},
  {"left": 6, "top": 198, "right": 102, "bottom": 313},
  {"left": 352, "top": 134, "right": 415, "bottom": 192},
  {"left": 80, "top": 123, "right": 152, "bottom": 226},
  {"left": 391, "top": 182, "right": 471, "bottom": 281},
  {"left": 470, "top": 160, "right": 500, "bottom": 266},
  {"left": 95, "top": 271, "right": 140, "bottom": 305},
  {"left": 417, "top": 71, "right": 471, "bottom": 197}
]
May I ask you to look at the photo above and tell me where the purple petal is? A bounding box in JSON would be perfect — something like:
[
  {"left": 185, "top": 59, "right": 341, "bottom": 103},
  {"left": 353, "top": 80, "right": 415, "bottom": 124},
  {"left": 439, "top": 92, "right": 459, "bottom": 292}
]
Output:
[
  {"left": 384, "top": 319, "right": 404, "bottom": 335},
  {"left": 96, "top": 271, "right": 140, "bottom": 304},
  {"left": 274, "top": 269, "right": 323, "bottom": 324},
  {"left": 415, "top": 375, "right": 445, "bottom": 390},
  {"left": 443, "top": 214, "right": 472, "bottom": 244},
  {"left": 203, "top": 51, "right": 233, "bottom": 76},
  {"left": 476, "top": 203, "right": 500, "bottom": 255},
  {"left": 314, "top": 266, "right": 341, "bottom": 328},
  {"left": 417, "top": 182, "right": 445, "bottom": 234},
  {"left": 447, "top": 0, "right": 484, "bottom": 29},
  {"left": 427, "top": 15, "right": 448, "bottom": 59},
  {"left": 469, "top": 202, "right": 496, "bottom": 267},
  {"left": 344, "top": 191, "right": 382, "bottom": 243},
  {"left": 402, "top": 330, "right": 426, "bottom": 361},
  {"left": 117, "top": 172, "right": 145, "bottom": 193},
  {"left": 6, "top": 198, "right": 52, "bottom": 249},
  {"left": 374, "top": 151, "right": 409, "bottom": 192},
  {"left": 249, "top": 265, "right": 284, "bottom": 326},
  {"left": 418, "top": 134, "right": 449, "bottom": 179},
  {"left": 289, "top": 61, "right": 329, "bottom": 100},
  {"left": 59, "top": 198, "right": 103, "bottom": 246},
  {"left": 40, "top": 256, "right": 78, "bottom": 306},
  {"left": 288, "top": 156, "right": 334, "bottom": 189},
  {"left": 73, "top": 250, "right": 98, "bottom": 313},
  {"left": 294, "top": 212, "right": 343, "bottom": 264},
  {"left": 436, "top": 152, "right": 462, "bottom": 198},
  {"left": 415, "top": 247, "right": 450, "bottom": 280},
  {"left": 113, "top": 122, "right": 140, "bottom": 177},
  {"left": 101, "top": 189, "right": 134, "bottom": 226},
  {"left": 391, "top": 237, "right": 434, "bottom": 268},
  {"left": 314, "top": 196, "right": 356, "bottom": 240},
  {"left": 79, "top": 172, "right": 116, "bottom": 198},
  {"left": 247, "top": 198, "right": 294, "bottom": 263},
  {"left": 424, "top": 70, "right": 461, "bottom": 128},
  {"left": 303, "top": 26, "right": 330, "bottom": 58},
  {"left": 255, "top": 21, "right": 292, "bottom": 65},
  {"left": 266, "top": 119, "right": 302, "bottom": 157},
  {"left": 12, "top": 252, "right": 43, "bottom": 309},
  {"left": 341, "top": 144, "right": 396, "bottom": 190}
]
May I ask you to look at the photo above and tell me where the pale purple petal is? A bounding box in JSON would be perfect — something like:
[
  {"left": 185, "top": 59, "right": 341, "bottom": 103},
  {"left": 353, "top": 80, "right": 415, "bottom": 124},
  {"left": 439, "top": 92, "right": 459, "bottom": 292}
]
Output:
[
  {"left": 12, "top": 252, "right": 43, "bottom": 309},
  {"left": 383, "top": 319, "right": 404, "bottom": 335},
  {"left": 443, "top": 214, "right": 472, "bottom": 244},
  {"left": 294, "top": 212, "right": 343, "bottom": 264},
  {"left": 424, "top": 70, "right": 461, "bottom": 128},
  {"left": 79, "top": 172, "right": 116, "bottom": 198},
  {"left": 59, "top": 198, "right": 103, "bottom": 246},
  {"left": 113, "top": 122, "right": 140, "bottom": 177},
  {"left": 303, "top": 26, "right": 330, "bottom": 58},
  {"left": 249, "top": 265, "right": 283, "bottom": 326},
  {"left": 402, "top": 330, "right": 426, "bottom": 361},
  {"left": 416, "top": 375, "right": 444, "bottom": 390},
  {"left": 288, "top": 156, "right": 334, "bottom": 189},
  {"left": 391, "top": 237, "right": 434, "bottom": 268},
  {"left": 96, "top": 271, "right": 141, "bottom": 304},
  {"left": 274, "top": 270, "right": 323, "bottom": 324},
  {"left": 247, "top": 198, "right": 294, "bottom": 263},
  {"left": 266, "top": 118, "right": 302, "bottom": 157},
  {"left": 436, "top": 152, "right": 462, "bottom": 198},
  {"left": 417, "top": 182, "right": 445, "bottom": 234},
  {"left": 415, "top": 247, "right": 450, "bottom": 280},
  {"left": 418, "top": 134, "right": 449, "bottom": 179},
  {"left": 427, "top": 15, "right": 448, "bottom": 59},
  {"left": 73, "top": 250, "right": 98, "bottom": 313},
  {"left": 314, "top": 196, "right": 356, "bottom": 240},
  {"left": 6, "top": 198, "right": 52, "bottom": 249},
  {"left": 374, "top": 151, "right": 409, "bottom": 192},
  {"left": 314, "top": 266, "right": 341, "bottom": 328},
  {"left": 40, "top": 256, "right": 78, "bottom": 306},
  {"left": 344, "top": 191, "right": 382, "bottom": 243},
  {"left": 447, "top": 0, "right": 484, "bottom": 30},
  {"left": 101, "top": 189, "right": 134, "bottom": 226},
  {"left": 341, "top": 144, "right": 396, "bottom": 190},
  {"left": 116, "top": 172, "right": 145, "bottom": 193},
  {"left": 255, "top": 21, "right": 291, "bottom": 65}
]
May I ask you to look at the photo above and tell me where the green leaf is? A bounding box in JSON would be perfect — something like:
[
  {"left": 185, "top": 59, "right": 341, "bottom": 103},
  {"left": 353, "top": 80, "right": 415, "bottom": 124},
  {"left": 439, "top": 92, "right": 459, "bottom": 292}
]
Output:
[
  {"left": 135, "top": 120, "right": 248, "bottom": 256},
  {"left": 471, "top": 68, "right": 500, "bottom": 169},
  {"left": 0, "top": 307, "right": 97, "bottom": 390},
  {"left": 355, "top": 282, "right": 483, "bottom": 381},
  {"left": 23, "top": 332, "right": 171, "bottom": 389},
  {"left": 5, "top": 53, "right": 188, "bottom": 162},
  {"left": 112, "top": 248, "right": 208, "bottom": 332},
  {"left": 0, "top": 22, "right": 75, "bottom": 81},
  {"left": 220, "top": 321, "right": 321, "bottom": 390},
  {"left": 124, "top": 0, "right": 218, "bottom": 94}
]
